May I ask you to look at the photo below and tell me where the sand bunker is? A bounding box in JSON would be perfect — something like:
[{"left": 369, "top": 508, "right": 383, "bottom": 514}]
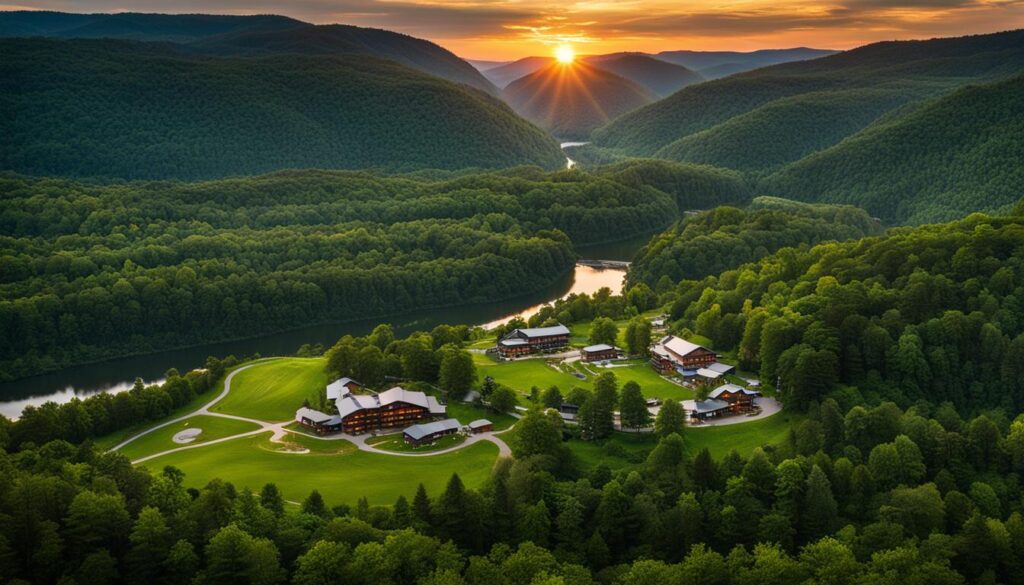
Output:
[{"left": 172, "top": 428, "right": 203, "bottom": 444}]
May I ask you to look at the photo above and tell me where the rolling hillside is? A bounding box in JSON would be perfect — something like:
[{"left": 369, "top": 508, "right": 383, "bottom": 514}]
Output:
[
  {"left": 479, "top": 56, "right": 552, "bottom": 88},
  {"left": 503, "top": 61, "right": 657, "bottom": 139},
  {"left": 761, "top": 74, "right": 1024, "bottom": 224},
  {"left": 0, "top": 11, "right": 497, "bottom": 93},
  {"left": 583, "top": 54, "right": 704, "bottom": 97},
  {"left": 592, "top": 29, "right": 1024, "bottom": 176},
  {"left": 655, "top": 47, "right": 836, "bottom": 78},
  {"left": 0, "top": 38, "right": 564, "bottom": 179}
]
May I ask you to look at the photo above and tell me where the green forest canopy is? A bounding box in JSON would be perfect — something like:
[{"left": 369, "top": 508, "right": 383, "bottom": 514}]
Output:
[
  {"left": 0, "top": 38, "right": 562, "bottom": 180},
  {"left": 0, "top": 160, "right": 747, "bottom": 380}
]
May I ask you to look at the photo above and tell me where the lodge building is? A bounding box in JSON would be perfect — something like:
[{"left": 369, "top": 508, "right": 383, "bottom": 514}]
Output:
[
  {"left": 581, "top": 344, "right": 623, "bottom": 362},
  {"left": 688, "top": 383, "right": 762, "bottom": 421},
  {"left": 650, "top": 335, "right": 718, "bottom": 374},
  {"left": 296, "top": 385, "right": 446, "bottom": 435},
  {"left": 497, "top": 324, "right": 571, "bottom": 358},
  {"left": 403, "top": 418, "right": 461, "bottom": 446}
]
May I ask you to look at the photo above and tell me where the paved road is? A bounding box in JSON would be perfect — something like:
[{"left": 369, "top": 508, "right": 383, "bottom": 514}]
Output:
[{"left": 111, "top": 357, "right": 513, "bottom": 464}]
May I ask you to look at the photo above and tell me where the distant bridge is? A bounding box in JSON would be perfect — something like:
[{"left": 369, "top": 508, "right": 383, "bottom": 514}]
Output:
[{"left": 577, "top": 259, "right": 631, "bottom": 269}]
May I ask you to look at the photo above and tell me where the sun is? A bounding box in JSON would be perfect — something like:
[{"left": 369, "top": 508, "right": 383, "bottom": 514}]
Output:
[{"left": 554, "top": 44, "right": 575, "bottom": 64}]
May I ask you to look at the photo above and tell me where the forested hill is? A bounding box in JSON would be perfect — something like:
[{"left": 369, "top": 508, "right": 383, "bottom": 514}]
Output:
[
  {"left": 0, "top": 11, "right": 497, "bottom": 93},
  {"left": 0, "top": 39, "right": 563, "bottom": 179},
  {"left": 627, "top": 197, "right": 884, "bottom": 287},
  {"left": 654, "top": 208, "right": 1024, "bottom": 412},
  {"left": 591, "top": 29, "right": 1024, "bottom": 169},
  {"left": 503, "top": 61, "right": 656, "bottom": 139},
  {"left": 0, "top": 160, "right": 748, "bottom": 379},
  {"left": 760, "top": 74, "right": 1024, "bottom": 224},
  {"left": 584, "top": 54, "right": 704, "bottom": 97}
]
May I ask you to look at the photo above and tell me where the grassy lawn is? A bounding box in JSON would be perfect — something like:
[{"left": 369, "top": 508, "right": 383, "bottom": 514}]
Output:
[
  {"left": 211, "top": 357, "right": 327, "bottom": 422},
  {"left": 685, "top": 412, "right": 797, "bottom": 458},
  {"left": 138, "top": 434, "right": 499, "bottom": 506},
  {"left": 114, "top": 415, "right": 264, "bottom": 461},
  {"left": 474, "top": 354, "right": 692, "bottom": 402},
  {"left": 444, "top": 401, "right": 517, "bottom": 430},
  {"left": 366, "top": 432, "right": 466, "bottom": 453},
  {"left": 565, "top": 433, "right": 656, "bottom": 471}
]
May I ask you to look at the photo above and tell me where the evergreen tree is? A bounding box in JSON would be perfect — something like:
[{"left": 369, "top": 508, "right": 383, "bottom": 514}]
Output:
[
  {"left": 619, "top": 381, "right": 651, "bottom": 431},
  {"left": 802, "top": 465, "right": 839, "bottom": 541},
  {"left": 655, "top": 399, "right": 686, "bottom": 438}
]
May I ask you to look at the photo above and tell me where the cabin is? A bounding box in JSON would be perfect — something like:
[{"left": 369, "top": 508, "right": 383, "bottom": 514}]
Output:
[
  {"left": 497, "top": 324, "right": 570, "bottom": 358},
  {"left": 403, "top": 418, "right": 462, "bottom": 446},
  {"left": 325, "top": 377, "right": 363, "bottom": 401},
  {"left": 688, "top": 399, "right": 732, "bottom": 421},
  {"left": 650, "top": 335, "right": 717, "bottom": 374},
  {"left": 580, "top": 344, "right": 623, "bottom": 362},
  {"left": 295, "top": 407, "right": 342, "bottom": 434},
  {"left": 468, "top": 419, "right": 494, "bottom": 433},
  {"left": 708, "top": 383, "right": 760, "bottom": 414}
]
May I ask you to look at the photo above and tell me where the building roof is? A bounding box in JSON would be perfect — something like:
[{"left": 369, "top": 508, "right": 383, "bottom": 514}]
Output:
[
  {"left": 583, "top": 344, "right": 616, "bottom": 352},
  {"left": 705, "top": 362, "right": 736, "bottom": 375},
  {"left": 403, "top": 418, "right": 461, "bottom": 441},
  {"left": 510, "top": 324, "right": 570, "bottom": 339},
  {"left": 708, "top": 384, "right": 760, "bottom": 399},
  {"left": 426, "top": 396, "right": 447, "bottom": 416},
  {"left": 661, "top": 336, "right": 712, "bottom": 359},
  {"left": 336, "top": 394, "right": 380, "bottom": 418},
  {"left": 326, "top": 377, "right": 360, "bottom": 401},
  {"left": 468, "top": 419, "right": 492, "bottom": 429},
  {"left": 295, "top": 407, "right": 340, "bottom": 425},
  {"left": 499, "top": 338, "right": 529, "bottom": 347},
  {"left": 691, "top": 399, "right": 731, "bottom": 414},
  {"left": 696, "top": 368, "right": 723, "bottom": 379},
  {"left": 379, "top": 386, "right": 430, "bottom": 409}
]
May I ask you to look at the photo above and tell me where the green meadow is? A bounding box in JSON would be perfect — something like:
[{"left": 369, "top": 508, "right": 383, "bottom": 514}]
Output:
[
  {"left": 212, "top": 357, "right": 327, "bottom": 421},
  {"left": 138, "top": 435, "right": 500, "bottom": 506},
  {"left": 115, "top": 415, "right": 264, "bottom": 462}
]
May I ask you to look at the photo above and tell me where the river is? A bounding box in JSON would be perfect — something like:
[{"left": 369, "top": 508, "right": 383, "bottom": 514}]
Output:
[{"left": 0, "top": 233, "right": 650, "bottom": 418}]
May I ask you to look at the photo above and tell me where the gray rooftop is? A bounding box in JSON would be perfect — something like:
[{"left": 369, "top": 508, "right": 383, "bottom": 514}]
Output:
[
  {"left": 691, "top": 399, "right": 730, "bottom": 414},
  {"left": 583, "top": 344, "right": 616, "bottom": 352},
  {"left": 708, "top": 384, "right": 760, "bottom": 399},
  {"left": 295, "top": 407, "right": 341, "bottom": 425},
  {"left": 705, "top": 362, "right": 736, "bottom": 374},
  {"left": 403, "top": 418, "right": 461, "bottom": 441},
  {"left": 515, "top": 324, "right": 570, "bottom": 338},
  {"left": 468, "top": 419, "right": 493, "bottom": 429}
]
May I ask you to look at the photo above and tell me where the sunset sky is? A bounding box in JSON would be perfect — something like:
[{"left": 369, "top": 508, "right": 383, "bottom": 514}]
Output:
[{"left": 5, "top": 0, "right": 1024, "bottom": 59}]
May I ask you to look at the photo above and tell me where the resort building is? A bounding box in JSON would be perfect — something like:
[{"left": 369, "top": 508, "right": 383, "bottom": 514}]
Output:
[
  {"left": 326, "top": 377, "right": 362, "bottom": 401},
  {"left": 403, "top": 418, "right": 462, "bottom": 446},
  {"left": 581, "top": 344, "right": 623, "bottom": 362},
  {"left": 296, "top": 385, "right": 445, "bottom": 435},
  {"left": 497, "top": 324, "right": 570, "bottom": 358},
  {"left": 687, "top": 383, "right": 762, "bottom": 422},
  {"left": 295, "top": 407, "right": 342, "bottom": 434},
  {"left": 468, "top": 419, "right": 494, "bottom": 433},
  {"left": 696, "top": 362, "right": 736, "bottom": 382},
  {"left": 650, "top": 335, "right": 718, "bottom": 374}
]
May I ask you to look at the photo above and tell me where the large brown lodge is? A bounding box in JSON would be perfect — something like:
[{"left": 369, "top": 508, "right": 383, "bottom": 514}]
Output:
[
  {"left": 296, "top": 380, "right": 446, "bottom": 435},
  {"left": 650, "top": 335, "right": 718, "bottom": 374},
  {"left": 496, "top": 324, "right": 570, "bottom": 358}
]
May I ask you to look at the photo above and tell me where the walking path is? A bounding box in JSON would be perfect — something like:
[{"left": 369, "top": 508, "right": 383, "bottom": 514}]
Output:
[{"left": 111, "top": 357, "right": 514, "bottom": 464}]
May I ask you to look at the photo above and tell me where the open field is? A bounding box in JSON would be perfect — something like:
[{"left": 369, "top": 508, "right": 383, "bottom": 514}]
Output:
[
  {"left": 211, "top": 357, "right": 327, "bottom": 421},
  {"left": 367, "top": 432, "right": 466, "bottom": 452},
  {"left": 685, "top": 411, "right": 797, "bottom": 458},
  {"left": 115, "top": 415, "right": 264, "bottom": 461},
  {"left": 474, "top": 354, "right": 693, "bottom": 402},
  {"left": 444, "top": 401, "right": 518, "bottom": 430},
  {"left": 138, "top": 434, "right": 500, "bottom": 506}
]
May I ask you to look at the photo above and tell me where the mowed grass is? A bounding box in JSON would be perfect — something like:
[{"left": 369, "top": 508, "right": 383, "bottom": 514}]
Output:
[
  {"left": 474, "top": 355, "right": 692, "bottom": 402},
  {"left": 115, "top": 415, "right": 264, "bottom": 462},
  {"left": 212, "top": 357, "right": 327, "bottom": 422},
  {"left": 685, "top": 411, "right": 797, "bottom": 458},
  {"left": 366, "top": 433, "right": 466, "bottom": 453},
  {"left": 139, "top": 434, "right": 500, "bottom": 506},
  {"left": 444, "top": 401, "right": 518, "bottom": 430}
]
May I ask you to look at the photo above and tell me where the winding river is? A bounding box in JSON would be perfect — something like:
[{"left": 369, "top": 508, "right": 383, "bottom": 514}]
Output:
[{"left": 0, "top": 234, "right": 650, "bottom": 419}]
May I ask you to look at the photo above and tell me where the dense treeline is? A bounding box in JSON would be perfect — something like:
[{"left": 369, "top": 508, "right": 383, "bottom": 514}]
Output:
[
  {"left": 3, "top": 392, "right": 1024, "bottom": 583},
  {"left": 0, "top": 161, "right": 744, "bottom": 380},
  {"left": 761, "top": 74, "right": 1024, "bottom": 224},
  {"left": 628, "top": 197, "right": 883, "bottom": 288},
  {"left": 594, "top": 29, "right": 1024, "bottom": 157},
  {"left": 0, "top": 39, "right": 561, "bottom": 179},
  {"left": 656, "top": 210, "right": 1024, "bottom": 412}
]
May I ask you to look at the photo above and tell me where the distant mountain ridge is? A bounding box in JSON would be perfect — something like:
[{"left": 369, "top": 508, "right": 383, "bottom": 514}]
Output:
[
  {"left": 502, "top": 61, "right": 657, "bottom": 139},
  {"left": 581, "top": 54, "right": 704, "bottom": 97},
  {"left": 655, "top": 47, "right": 838, "bottom": 78},
  {"left": 0, "top": 11, "right": 496, "bottom": 93},
  {"left": 0, "top": 38, "right": 564, "bottom": 179}
]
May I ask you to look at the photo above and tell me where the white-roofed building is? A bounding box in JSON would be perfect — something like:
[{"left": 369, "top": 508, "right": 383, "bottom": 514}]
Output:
[
  {"left": 650, "top": 335, "right": 717, "bottom": 374},
  {"left": 326, "top": 377, "right": 362, "bottom": 401},
  {"left": 326, "top": 385, "right": 446, "bottom": 434},
  {"left": 581, "top": 344, "right": 623, "bottom": 362},
  {"left": 296, "top": 407, "right": 342, "bottom": 434},
  {"left": 403, "top": 418, "right": 462, "bottom": 446}
]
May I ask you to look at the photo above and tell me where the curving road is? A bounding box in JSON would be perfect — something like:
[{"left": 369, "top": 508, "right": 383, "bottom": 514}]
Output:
[{"left": 111, "top": 357, "right": 514, "bottom": 464}]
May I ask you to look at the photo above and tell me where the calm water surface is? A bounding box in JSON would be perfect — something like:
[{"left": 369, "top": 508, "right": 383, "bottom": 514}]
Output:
[{"left": 0, "top": 234, "right": 650, "bottom": 418}]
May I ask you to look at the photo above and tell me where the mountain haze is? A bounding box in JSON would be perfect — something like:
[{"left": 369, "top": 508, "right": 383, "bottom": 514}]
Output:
[
  {"left": 582, "top": 54, "right": 704, "bottom": 96},
  {"left": 503, "top": 61, "right": 657, "bottom": 139}
]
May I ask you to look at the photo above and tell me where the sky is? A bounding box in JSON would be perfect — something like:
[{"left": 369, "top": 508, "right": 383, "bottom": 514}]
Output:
[{"left": 4, "top": 0, "right": 1024, "bottom": 59}]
